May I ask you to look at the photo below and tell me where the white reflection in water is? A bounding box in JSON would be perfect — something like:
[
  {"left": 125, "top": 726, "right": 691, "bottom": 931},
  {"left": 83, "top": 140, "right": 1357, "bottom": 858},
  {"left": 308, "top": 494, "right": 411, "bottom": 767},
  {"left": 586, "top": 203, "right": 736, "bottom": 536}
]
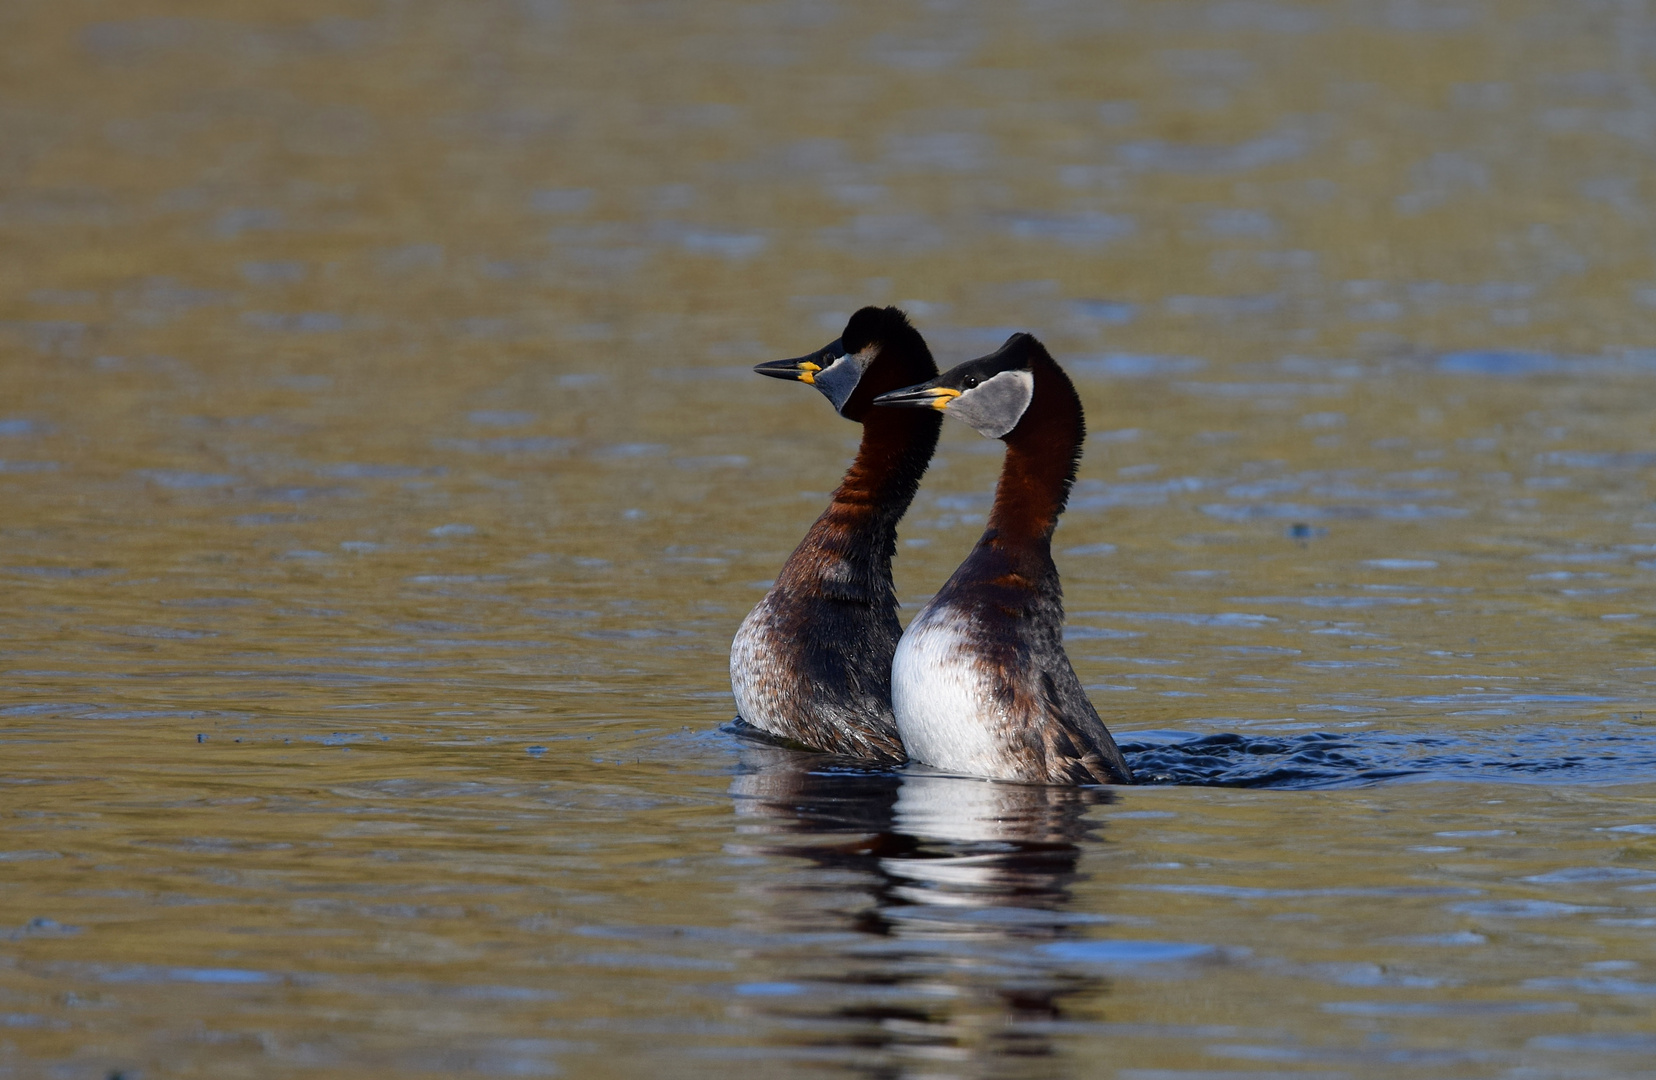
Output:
[{"left": 726, "top": 743, "right": 1116, "bottom": 1067}]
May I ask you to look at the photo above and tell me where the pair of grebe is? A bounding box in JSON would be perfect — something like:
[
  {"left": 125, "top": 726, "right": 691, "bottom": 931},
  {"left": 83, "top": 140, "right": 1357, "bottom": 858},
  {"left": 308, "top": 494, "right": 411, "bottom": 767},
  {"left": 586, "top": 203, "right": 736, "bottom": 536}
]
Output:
[{"left": 730, "top": 307, "right": 1134, "bottom": 786}]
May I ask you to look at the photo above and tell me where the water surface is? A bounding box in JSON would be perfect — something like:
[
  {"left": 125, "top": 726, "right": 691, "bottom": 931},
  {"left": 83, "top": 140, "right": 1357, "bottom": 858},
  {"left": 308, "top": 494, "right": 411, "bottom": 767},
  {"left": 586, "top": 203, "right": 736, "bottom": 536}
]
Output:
[{"left": 5, "top": 1, "right": 1656, "bottom": 1076}]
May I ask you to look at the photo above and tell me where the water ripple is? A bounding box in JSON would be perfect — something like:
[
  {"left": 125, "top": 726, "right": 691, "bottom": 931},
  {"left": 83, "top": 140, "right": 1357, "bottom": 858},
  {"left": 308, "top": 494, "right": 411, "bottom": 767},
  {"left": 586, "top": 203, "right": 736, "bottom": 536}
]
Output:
[{"left": 1120, "top": 724, "right": 1656, "bottom": 788}]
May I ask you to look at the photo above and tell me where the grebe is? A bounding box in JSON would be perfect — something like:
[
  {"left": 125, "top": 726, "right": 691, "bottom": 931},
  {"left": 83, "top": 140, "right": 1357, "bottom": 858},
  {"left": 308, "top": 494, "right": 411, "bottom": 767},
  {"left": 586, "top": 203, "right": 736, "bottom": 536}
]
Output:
[
  {"left": 873, "top": 333, "right": 1134, "bottom": 785},
  {"left": 730, "top": 307, "right": 942, "bottom": 763}
]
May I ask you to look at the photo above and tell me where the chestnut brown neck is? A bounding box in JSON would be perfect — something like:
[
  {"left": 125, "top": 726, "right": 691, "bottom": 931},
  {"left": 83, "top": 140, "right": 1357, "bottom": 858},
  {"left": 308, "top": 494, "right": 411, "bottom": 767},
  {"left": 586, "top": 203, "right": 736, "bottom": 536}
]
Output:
[
  {"left": 776, "top": 356, "right": 942, "bottom": 598},
  {"left": 821, "top": 404, "right": 942, "bottom": 544},
  {"left": 821, "top": 327, "right": 943, "bottom": 546},
  {"left": 986, "top": 353, "right": 1085, "bottom": 550}
]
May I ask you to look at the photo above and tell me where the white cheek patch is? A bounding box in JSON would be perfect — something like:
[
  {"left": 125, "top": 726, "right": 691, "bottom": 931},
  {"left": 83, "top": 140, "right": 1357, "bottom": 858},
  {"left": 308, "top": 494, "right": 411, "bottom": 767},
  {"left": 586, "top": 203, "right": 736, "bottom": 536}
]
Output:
[
  {"left": 814, "top": 347, "right": 878, "bottom": 414},
  {"left": 948, "top": 369, "right": 1034, "bottom": 438}
]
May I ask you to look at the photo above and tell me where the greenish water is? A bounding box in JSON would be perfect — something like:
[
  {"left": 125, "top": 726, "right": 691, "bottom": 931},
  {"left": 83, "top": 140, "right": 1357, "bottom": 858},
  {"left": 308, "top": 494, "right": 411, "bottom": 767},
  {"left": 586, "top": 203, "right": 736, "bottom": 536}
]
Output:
[{"left": 5, "top": 1, "right": 1656, "bottom": 1076}]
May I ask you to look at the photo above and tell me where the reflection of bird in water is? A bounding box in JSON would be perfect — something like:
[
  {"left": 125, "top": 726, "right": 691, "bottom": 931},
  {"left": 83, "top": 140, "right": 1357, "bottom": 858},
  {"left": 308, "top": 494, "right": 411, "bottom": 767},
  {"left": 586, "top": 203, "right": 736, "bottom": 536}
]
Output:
[
  {"left": 882, "top": 774, "right": 1103, "bottom": 924},
  {"left": 876, "top": 334, "right": 1134, "bottom": 786},
  {"left": 731, "top": 307, "right": 941, "bottom": 764},
  {"left": 726, "top": 745, "right": 1113, "bottom": 1072}
]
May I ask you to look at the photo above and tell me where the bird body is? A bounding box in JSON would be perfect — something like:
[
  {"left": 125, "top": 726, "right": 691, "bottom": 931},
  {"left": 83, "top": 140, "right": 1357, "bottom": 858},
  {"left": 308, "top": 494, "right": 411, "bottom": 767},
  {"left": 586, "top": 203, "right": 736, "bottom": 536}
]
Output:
[
  {"left": 730, "top": 307, "right": 940, "bottom": 763},
  {"left": 876, "top": 333, "right": 1133, "bottom": 785}
]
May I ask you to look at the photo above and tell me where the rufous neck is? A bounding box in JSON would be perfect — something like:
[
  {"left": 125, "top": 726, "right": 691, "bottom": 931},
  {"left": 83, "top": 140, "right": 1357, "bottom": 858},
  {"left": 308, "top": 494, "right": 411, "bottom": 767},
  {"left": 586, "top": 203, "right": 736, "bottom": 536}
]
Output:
[
  {"left": 829, "top": 406, "right": 941, "bottom": 531},
  {"left": 985, "top": 371, "right": 1084, "bottom": 547}
]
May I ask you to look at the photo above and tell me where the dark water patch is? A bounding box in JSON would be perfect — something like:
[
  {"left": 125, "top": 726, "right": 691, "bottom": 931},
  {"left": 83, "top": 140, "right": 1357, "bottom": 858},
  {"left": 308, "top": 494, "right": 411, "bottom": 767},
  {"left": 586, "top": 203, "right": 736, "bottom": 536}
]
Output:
[
  {"left": 580, "top": 627, "right": 695, "bottom": 641},
  {"left": 1177, "top": 380, "right": 1345, "bottom": 398},
  {"left": 1393, "top": 691, "right": 1617, "bottom": 707},
  {"left": 1126, "top": 883, "right": 1475, "bottom": 900},
  {"left": 4, "top": 566, "right": 118, "bottom": 579},
  {"left": 6, "top": 918, "right": 81, "bottom": 941},
  {"left": 1530, "top": 550, "right": 1622, "bottom": 563},
  {"left": 1116, "top": 126, "right": 1309, "bottom": 172},
  {"left": 1070, "top": 352, "right": 1205, "bottom": 377},
  {"left": 1069, "top": 299, "right": 1136, "bottom": 324},
  {"left": 234, "top": 512, "right": 312, "bottom": 526},
  {"left": 1436, "top": 350, "right": 1656, "bottom": 378},
  {"left": 82, "top": 17, "right": 375, "bottom": 63},
  {"left": 241, "top": 259, "right": 307, "bottom": 283},
  {"left": 1539, "top": 451, "right": 1656, "bottom": 469},
  {"left": 1166, "top": 293, "right": 1283, "bottom": 318},
  {"left": 1452, "top": 899, "right": 1607, "bottom": 919},
  {"left": 1203, "top": 502, "right": 1469, "bottom": 521},
  {"left": 314, "top": 463, "right": 439, "bottom": 480},
  {"left": 242, "top": 311, "right": 354, "bottom": 334},
  {"left": 1121, "top": 724, "right": 1656, "bottom": 788},
  {"left": 999, "top": 211, "right": 1136, "bottom": 247},
  {"left": 1439, "top": 350, "right": 1557, "bottom": 376},
  {"left": 591, "top": 442, "right": 669, "bottom": 460},
  {"left": 405, "top": 574, "right": 512, "bottom": 585},
  {"left": 675, "top": 229, "right": 767, "bottom": 260},
  {"left": 0, "top": 703, "right": 100, "bottom": 717},
  {"left": 1526, "top": 976, "right": 1656, "bottom": 998},
  {"left": 531, "top": 188, "right": 593, "bottom": 213},
  {"left": 1070, "top": 477, "right": 1208, "bottom": 510},
  {"left": 80, "top": 963, "right": 279, "bottom": 986},
  {"left": 1231, "top": 594, "right": 1425, "bottom": 607},
  {"left": 674, "top": 455, "right": 749, "bottom": 470},
  {"left": 1066, "top": 626, "right": 1144, "bottom": 641},
  {"left": 527, "top": 607, "right": 600, "bottom": 620},
  {"left": 213, "top": 207, "right": 286, "bottom": 237},
  {"left": 467, "top": 410, "right": 535, "bottom": 427},
  {"left": 1076, "top": 610, "right": 1275, "bottom": 627},
  {"left": 726, "top": 719, "right": 1656, "bottom": 790},
  {"left": 1530, "top": 1032, "right": 1656, "bottom": 1053},
  {"left": 1038, "top": 939, "right": 1227, "bottom": 965},
  {"left": 1521, "top": 866, "right": 1656, "bottom": 885},
  {"left": 817, "top": 212, "right": 948, "bottom": 254},
  {"left": 97, "top": 625, "right": 218, "bottom": 640},
  {"left": 437, "top": 433, "right": 579, "bottom": 457},
  {"left": 0, "top": 319, "right": 90, "bottom": 355},
  {"left": 925, "top": 324, "right": 1025, "bottom": 353},
  {"left": 136, "top": 469, "right": 238, "bottom": 489}
]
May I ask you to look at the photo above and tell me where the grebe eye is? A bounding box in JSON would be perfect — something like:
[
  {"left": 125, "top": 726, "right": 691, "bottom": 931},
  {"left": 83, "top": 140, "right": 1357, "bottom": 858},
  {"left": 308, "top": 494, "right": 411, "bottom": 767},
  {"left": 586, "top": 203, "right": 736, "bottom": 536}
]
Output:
[{"left": 962, "top": 375, "right": 979, "bottom": 390}]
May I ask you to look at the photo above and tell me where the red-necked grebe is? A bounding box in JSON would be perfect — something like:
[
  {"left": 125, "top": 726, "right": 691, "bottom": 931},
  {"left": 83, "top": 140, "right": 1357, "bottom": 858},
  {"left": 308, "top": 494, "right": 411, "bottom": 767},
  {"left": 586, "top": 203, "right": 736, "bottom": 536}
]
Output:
[
  {"left": 730, "top": 307, "right": 942, "bottom": 763},
  {"left": 874, "top": 332, "right": 1134, "bottom": 785}
]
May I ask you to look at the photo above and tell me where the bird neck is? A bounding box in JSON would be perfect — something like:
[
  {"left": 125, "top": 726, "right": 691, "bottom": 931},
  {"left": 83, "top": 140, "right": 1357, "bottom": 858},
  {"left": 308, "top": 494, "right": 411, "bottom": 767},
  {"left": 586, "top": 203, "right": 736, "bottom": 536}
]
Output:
[
  {"left": 823, "top": 406, "right": 942, "bottom": 551},
  {"left": 986, "top": 359, "right": 1085, "bottom": 553},
  {"left": 776, "top": 406, "right": 941, "bottom": 595}
]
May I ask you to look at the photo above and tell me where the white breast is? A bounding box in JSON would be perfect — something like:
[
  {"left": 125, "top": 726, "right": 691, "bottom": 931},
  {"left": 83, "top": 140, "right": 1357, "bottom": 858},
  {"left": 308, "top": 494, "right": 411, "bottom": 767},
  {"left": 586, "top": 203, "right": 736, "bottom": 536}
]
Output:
[{"left": 890, "top": 603, "right": 1007, "bottom": 776}]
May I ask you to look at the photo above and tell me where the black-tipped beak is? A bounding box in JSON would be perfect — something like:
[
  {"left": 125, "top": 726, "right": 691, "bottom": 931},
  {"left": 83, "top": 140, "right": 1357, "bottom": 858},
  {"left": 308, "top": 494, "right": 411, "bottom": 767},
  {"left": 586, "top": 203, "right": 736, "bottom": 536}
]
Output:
[
  {"left": 753, "top": 355, "right": 821, "bottom": 385},
  {"left": 873, "top": 380, "right": 961, "bottom": 410},
  {"left": 754, "top": 339, "right": 841, "bottom": 386}
]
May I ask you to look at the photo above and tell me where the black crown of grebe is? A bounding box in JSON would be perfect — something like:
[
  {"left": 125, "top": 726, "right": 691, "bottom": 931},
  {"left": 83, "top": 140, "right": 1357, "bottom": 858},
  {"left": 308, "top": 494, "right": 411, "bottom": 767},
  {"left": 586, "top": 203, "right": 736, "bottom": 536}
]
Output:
[
  {"left": 874, "top": 333, "right": 1135, "bottom": 786},
  {"left": 729, "top": 306, "right": 942, "bottom": 763}
]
